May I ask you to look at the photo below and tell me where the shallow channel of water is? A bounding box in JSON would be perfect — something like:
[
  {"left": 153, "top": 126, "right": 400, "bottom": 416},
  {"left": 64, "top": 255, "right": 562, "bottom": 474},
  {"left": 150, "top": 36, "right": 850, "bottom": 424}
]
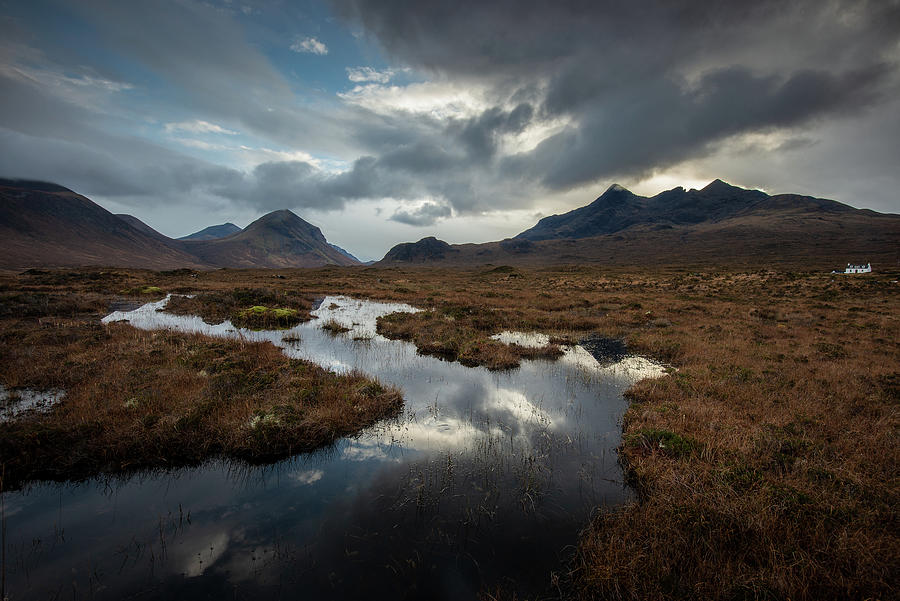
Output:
[{"left": 2, "top": 296, "right": 663, "bottom": 600}]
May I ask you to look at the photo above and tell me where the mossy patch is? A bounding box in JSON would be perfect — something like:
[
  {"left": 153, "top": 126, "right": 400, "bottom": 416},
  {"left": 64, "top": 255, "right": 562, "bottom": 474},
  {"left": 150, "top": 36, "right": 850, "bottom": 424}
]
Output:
[
  {"left": 233, "top": 305, "right": 301, "bottom": 329},
  {"left": 120, "top": 285, "right": 164, "bottom": 295},
  {"left": 165, "top": 288, "right": 313, "bottom": 327}
]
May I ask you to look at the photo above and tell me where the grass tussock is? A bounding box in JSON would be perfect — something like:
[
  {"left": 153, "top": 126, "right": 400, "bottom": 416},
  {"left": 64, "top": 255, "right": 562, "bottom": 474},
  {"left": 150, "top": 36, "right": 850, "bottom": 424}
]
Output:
[
  {"left": 1, "top": 265, "right": 897, "bottom": 599},
  {"left": 235, "top": 305, "right": 302, "bottom": 329},
  {"left": 376, "top": 308, "right": 564, "bottom": 370},
  {"left": 625, "top": 428, "right": 701, "bottom": 459},
  {"left": 166, "top": 287, "right": 312, "bottom": 328},
  {"left": 321, "top": 318, "right": 351, "bottom": 334}
]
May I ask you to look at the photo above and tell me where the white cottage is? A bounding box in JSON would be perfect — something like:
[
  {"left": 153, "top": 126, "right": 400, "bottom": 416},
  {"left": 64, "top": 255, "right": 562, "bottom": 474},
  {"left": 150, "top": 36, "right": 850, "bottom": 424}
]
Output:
[{"left": 844, "top": 263, "right": 872, "bottom": 274}]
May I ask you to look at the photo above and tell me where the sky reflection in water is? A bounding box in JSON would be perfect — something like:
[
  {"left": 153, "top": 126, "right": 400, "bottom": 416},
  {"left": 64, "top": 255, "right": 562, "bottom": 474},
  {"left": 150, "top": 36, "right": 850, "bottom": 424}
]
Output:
[{"left": 3, "top": 296, "right": 664, "bottom": 600}]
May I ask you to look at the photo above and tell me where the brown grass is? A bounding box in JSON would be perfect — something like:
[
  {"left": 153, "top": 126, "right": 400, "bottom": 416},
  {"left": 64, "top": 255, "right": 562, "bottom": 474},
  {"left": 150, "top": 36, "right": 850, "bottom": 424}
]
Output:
[
  {"left": 376, "top": 309, "right": 564, "bottom": 369},
  {"left": 556, "top": 272, "right": 899, "bottom": 601},
  {"left": 1, "top": 265, "right": 897, "bottom": 599},
  {"left": 165, "top": 286, "right": 314, "bottom": 328},
  {"left": 321, "top": 318, "right": 351, "bottom": 334}
]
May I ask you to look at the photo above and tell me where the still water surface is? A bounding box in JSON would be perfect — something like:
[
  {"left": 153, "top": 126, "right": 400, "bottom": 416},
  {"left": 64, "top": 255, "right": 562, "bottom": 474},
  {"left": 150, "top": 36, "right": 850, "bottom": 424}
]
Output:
[{"left": 2, "top": 296, "right": 663, "bottom": 600}]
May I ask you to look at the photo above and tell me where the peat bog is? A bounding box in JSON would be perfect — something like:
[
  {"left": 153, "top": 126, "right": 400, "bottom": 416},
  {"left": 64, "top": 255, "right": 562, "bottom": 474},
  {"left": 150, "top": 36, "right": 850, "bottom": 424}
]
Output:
[{"left": 0, "top": 265, "right": 897, "bottom": 600}]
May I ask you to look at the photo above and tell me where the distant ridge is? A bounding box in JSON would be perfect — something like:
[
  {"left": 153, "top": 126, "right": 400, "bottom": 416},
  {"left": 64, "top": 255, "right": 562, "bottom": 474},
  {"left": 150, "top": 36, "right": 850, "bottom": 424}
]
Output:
[
  {"left": 0, "top": 180, "right": 205, "bottom": 270},
  {"left": 0, "top": 180, "right": 360, "bottom": 270},
  {"left": 183, "top": 210, "right": 359, "bottom": 268},
  {"left": 379, "top": 180, "right": 900, "bottom": 268},
  {"left": 179, "top": 223, "right": 242, "bottom": 241},
  {"left": 329, "top": 243, "right": 361, "bottom": 263}
]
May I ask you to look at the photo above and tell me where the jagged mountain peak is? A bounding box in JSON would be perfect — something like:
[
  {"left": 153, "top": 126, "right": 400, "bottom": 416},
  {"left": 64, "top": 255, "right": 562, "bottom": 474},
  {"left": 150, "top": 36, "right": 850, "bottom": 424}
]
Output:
[
  {"left": 594, "top": 183, "right": 637, "bottom": 201},
  {"left": 517, "top": 179, "right": 778, "bottom": 241},
  {"left": 701, "top": 178, "right": 743, "bottom": 193},
  {"left": 377, "top": 179, "right": 899, "bottom": 267},
  {"left": 516, "top": 183, "right": 645, "bottom": 242}
]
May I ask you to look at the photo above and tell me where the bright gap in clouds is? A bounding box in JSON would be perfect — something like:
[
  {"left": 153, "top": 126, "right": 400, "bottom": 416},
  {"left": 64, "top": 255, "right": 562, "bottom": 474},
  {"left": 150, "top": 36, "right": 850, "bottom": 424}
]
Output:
[
  {"left": 337, "top": 80, "right": 492, "bottom": 119},
  {"left": 305, "top": 200, "right": 542, "bottom": 262},
  {"left": 629, "top": 173, "right": 719, "bottom": 196}
]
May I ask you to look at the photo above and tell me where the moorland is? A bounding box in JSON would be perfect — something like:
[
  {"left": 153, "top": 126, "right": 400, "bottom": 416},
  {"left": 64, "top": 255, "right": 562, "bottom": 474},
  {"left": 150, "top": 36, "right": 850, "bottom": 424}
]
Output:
[{"left": 0, "top": 264, "right": 897, "bottom": 600}]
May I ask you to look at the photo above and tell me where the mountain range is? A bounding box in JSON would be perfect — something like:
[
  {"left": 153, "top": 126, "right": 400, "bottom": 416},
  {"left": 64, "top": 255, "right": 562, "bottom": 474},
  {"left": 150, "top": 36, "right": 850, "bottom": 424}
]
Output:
[
  {"left": 379, "top": 180, "right": 900, "bottom": 268},
  {"left": 177, "top": 222, "right": 361, "bottom": 262},
  {"left": 1, "top": 178, "right": 897, "bottom": 270},
  {"left": 0, "top": 179, "right": 358, "bottom": 270}
]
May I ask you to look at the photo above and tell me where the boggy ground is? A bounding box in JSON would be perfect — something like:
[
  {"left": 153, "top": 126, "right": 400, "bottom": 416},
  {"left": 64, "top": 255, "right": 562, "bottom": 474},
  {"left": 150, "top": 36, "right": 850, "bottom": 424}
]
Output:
[
  {"left": 1, "top": 265, "right": 898, "bottom": 600},
  {"left": 0, "top": 275, "right": 401, "bottom": 490}
]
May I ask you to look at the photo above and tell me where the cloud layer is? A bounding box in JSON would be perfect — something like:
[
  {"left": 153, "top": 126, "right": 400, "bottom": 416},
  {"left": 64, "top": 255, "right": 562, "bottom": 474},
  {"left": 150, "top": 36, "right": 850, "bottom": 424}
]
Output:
[
  {"left": 1, "top": 0, "right": 898, "bottom": 258},
  {"left": 331, "top": 0, "right": 900, "bottom": 199}
]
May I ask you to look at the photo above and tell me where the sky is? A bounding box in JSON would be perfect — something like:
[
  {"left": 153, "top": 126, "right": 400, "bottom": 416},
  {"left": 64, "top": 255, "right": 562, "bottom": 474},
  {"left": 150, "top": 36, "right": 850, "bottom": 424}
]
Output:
[{"left": 1, "top": 0, "right": 898, "bottom": 261}]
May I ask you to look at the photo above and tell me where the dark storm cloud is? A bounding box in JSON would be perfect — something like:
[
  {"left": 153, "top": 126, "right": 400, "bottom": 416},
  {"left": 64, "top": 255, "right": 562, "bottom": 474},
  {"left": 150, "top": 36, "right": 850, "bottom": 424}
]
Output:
[
  {"left": 518, "top": 62, "right": 892, "bottom": 190},
  {"left": 377, "top": 140, "right": 463, "bottom": 175},
  {"left": 389, "top": 201, "right": 452, "bottom": 226},
  {"left": 453, "top": 103, "right": 534, "bottom": 162},
  {"left": 333, "top": 0, "right": 900, "bottom": 80},
  {"left": 214, "top": 156, "right": 420, "bottom": 212},
  {"left": 352, "top": 103, "right": 535, "bottom": 172},
  {"left": 258, "top": 103, "right": 542, "bottom": 213},
  {"left": 219, "top": 148, "right": 510, "bottom": 215},
  {"left": 333, "top": 0, "right": 900, "bottom": 199}
]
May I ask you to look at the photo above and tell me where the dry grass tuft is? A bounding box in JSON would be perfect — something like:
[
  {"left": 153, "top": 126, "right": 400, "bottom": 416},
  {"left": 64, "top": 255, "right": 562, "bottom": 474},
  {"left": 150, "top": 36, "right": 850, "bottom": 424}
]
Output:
[
  {"left": 321, "top": 318, "right": 351, "bottom": 334},
  {"left": 376, "top": 306, "right": 564, "bottom": 369},
  {"left": 165, "top": 287, "right": 314, "bottom": 327}
]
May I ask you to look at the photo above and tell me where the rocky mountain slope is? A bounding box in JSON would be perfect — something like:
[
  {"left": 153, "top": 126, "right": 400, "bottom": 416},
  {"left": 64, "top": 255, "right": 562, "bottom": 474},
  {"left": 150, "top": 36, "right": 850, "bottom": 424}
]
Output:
[
  {"left": 379, "top": 180, "right": 900, "bottom": 268},
  {"left": 0, "top": 180, "right": 206, "bottom": 270},
  {"left": 182, "top": 210, "right": 358, "bottom": 268},
  {"left": 0, "top": 180, "right": 359, "bottom": 270}
]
